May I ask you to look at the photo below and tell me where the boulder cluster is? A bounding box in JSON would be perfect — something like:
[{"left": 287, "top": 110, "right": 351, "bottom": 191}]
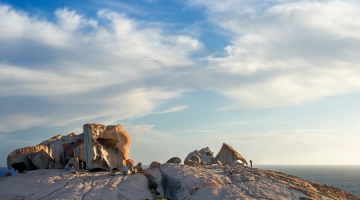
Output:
[
  {"left": 7, "top": 123, "right": 248, "bottom": 175},
  {"left": 7, "top": 123, "right": 134, "bottom": 174}
]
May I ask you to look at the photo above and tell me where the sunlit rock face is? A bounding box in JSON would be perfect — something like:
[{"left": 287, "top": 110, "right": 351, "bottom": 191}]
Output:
[
  {"left": 39, "top": 133, "right": 85, "bottom": 165},
  {"left": 83, "top": 124, "right": 131, "bottom": 171},
  {"left": 215, "top": 143, "right": 248, "bottom": 166},
  {"left": 7, "top": 146, "right": 53, "bottom": 173},
  {"left": 184, "top": 147, "right": 216, "bottom": 166}
]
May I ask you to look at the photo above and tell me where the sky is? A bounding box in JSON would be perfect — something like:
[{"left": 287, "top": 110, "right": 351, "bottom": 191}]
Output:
[{"left": 1, "top": 0, "right": 360, "bottom": 166}]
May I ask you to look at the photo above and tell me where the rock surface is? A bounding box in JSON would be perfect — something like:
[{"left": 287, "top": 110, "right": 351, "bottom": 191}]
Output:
[
  {"left": 215, "top": 143, "right": 248, "bottom": 166},
  {"left": 1, "top": 164, "right": 358, "bottom": 200},
  {"left": 184, "top": 147, "right": 217, "bottom": 166},
  {"left": 7, "top": 145, "right": 53, "bottom": 173},
  {"left": 0, "top": 169, "right": 152, "bottom": 200},
  {"left": 83, "top": 124, "right": 131, "bottom": 171},
  {"left": 39, "top": 133, "right": 85, "bottom": 165},
  {"left": 166, "top": 157, "right": 182, "bottom": 164},
  {"left": 150, "top": 161, "right": 161, "bottom": 169}
]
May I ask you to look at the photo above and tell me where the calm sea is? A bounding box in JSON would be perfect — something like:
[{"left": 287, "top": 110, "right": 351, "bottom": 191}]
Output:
[{"left": 1, "top": 165, "right": 359, "bottom": 197}]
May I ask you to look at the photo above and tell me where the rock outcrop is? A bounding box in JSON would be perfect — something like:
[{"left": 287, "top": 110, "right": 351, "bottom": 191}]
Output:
[
  {"left": 166, "top": 157, "right": 181, "bottom": 164},
  {"left": 1, "top": 165, "right": 358, "bottom": 200},
  {"left": 38, "top": 133, "right": 85, "bottom": 166},
  {"left": 215, "top": 143, "right": 248, "bottom": 166},
  {"left": 83, "top": 124, "right": 131, "bottom": 171},
  {"left": 7, "top": 146, "right": 53, "bottom": 173},
  {"left": 7, "top": 123, "right": 132, "bottom": 173},
  {"left": 150, "top": 161, "right": 161, "bottom": 169},
  {"left": 184, "top": 147, "right": 217, "bottom": 166}
]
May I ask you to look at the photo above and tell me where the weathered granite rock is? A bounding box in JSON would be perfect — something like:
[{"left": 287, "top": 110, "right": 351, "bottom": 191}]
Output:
[
  {"left": 27, "top": 149, "right": 53, "bottom": 170},
  {"left": 83, "top": 124, "right": 131, "bottom": 171},
  {"left": 65, "top": 157, "right": 79, "bottom": 171},
  {"left": 158, "top": 163, "right": 359, "bottom": 200},
  {"left": 39, "top": 133, "right": 85, "bottom": 165},
  {"left": 0, "top": 169, "right": 153, "bottom": 199},
  {"left": 184, "top": 147, "right": 217, "bottom": 166},
  {"left": 150, "top": 161, "right": 160, "bottom": 169},
  {"left": 134, "top": 162, "right": 143, "bottom": 172},
  {"left": 166, "top": 157, "right": 181, "bottom": 164},
  {"left": 145, "top": 167, "right": 165, "bottom": 196},
  {"left": 215, "top": 143, "right": 248, "bottom": 166},
  {"left": 7, "top": 146, "right": 53, "bottom": 173},
  {"left": 124, "top": 159, "right": 135, "bottom": 167},
  {"left": 0, "top": 166, "right": 358, "bottom": 199}
]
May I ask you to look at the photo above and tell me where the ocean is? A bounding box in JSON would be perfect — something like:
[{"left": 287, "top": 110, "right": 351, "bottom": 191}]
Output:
[{"left": 1, "top": 165, "right": 359, "bottom": 197}]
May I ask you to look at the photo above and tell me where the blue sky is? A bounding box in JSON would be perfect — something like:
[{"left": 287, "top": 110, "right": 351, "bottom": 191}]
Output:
[{"left": 1, "top": 0, "right": 360, "bottom": 166}]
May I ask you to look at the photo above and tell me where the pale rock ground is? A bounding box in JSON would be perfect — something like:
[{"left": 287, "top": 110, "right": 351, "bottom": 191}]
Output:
[{"left": 0, "top": 164, "right": 359, "bottom": 200}]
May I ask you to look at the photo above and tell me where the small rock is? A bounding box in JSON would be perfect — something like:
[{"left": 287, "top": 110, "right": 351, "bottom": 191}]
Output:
[
  {"left": 134, "top": 162, "right": 143, "bottom": 171},
  {"left": 166, "top": 157, "right": 181, "bottom": 164},
  {"left": 150, "top": 161, "right": 161, "bottom": 169},
  {"left": 3, "top": 172, "right": 12, "bottom": 177}
]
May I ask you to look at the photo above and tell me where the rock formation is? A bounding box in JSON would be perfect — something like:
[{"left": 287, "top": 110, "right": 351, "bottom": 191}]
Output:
[
  {"left": 65, "top": 157, "right": 79, "bottom": 171},
  {"left": 0, "top": 164, "right": 358, "bottom": 200},
  {"left": 83, "top": 124, "right": 131, "bottom": 171},
  {"left": 38, "top": 133, "right": 85, "bottom": 166},
  {"left": 150, "top": 161, "right": 160, "bottom": 169},
  {"left": 166, "top": 157, "right": 181, "bottom": 164},
  {"left": 215, "top": 143, "right": 248, "bottom": 166},
  {"left": 7, "top": 146, "right": 53, "bottom": 173},
  {"left": 134, "top": 162, "right": 143, "bottom": 171},
  {"left": 184, "top": 147, "right": 217, "bottom": 166},
  {"left": 7, "top": 123, "right": 132, "bottom": 173}
]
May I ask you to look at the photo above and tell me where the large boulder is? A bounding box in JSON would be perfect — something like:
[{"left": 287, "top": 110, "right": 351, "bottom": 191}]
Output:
[
  {"left": 7, "top": 146, "right": 53, "bottom": 173},
  {"left": 184, "top": 147, "right": 216, "bottom": 166},
  {"left": 215, "top": 143, "right": 248, "bottom": 166},
  {"left": 83, "top": 124, "right": 131, "bottom": 171}
]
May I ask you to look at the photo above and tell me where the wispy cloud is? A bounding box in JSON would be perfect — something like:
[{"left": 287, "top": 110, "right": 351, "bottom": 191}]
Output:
[
  {"left": 188, "top": 0, "right": 360, "bottom": 108},
  {"left": 0, "top": 5, "right": 201, "bottom": 132}
]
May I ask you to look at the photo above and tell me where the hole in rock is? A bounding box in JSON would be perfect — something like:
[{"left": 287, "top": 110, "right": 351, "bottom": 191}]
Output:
[
  {"left": 12, "top": 162, "right": 27, "bottom": 173},
  {"left": 88, "top": 168, "right": 108, "bottom": 172}
]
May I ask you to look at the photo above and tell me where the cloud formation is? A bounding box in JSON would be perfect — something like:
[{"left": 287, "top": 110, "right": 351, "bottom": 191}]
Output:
[
  {"left": 0, "top": 5, "right": 200, "bottom": 132},
  {"left": 2, "top": 0, "right": 360, "bottom": 132},
  {"left": 189, "top": 0, "right": 360, "bottom": 108}
]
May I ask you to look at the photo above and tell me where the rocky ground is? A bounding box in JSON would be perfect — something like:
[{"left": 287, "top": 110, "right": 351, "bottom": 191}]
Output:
[{"left": 0, "top": 164, "right": 358, "bottom": 200}]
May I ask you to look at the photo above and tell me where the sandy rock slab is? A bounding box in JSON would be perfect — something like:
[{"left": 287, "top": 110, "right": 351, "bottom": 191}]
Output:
[
  {"left": 0, "top": 169, "right": 152, "bottom": 200},
  {"left": 1, "top": 165, "right": 358, "bottom": 200},
  {"left": 158, "top": 164, "right": 359, "bottom": 200}
]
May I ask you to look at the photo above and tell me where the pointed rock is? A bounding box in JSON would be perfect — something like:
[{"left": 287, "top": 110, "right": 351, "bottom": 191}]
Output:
[{"left": 215, "top": 143, "right": 248, "bottom": 166}]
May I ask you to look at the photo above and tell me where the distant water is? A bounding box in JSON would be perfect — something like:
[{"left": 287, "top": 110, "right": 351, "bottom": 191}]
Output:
[
  {"left": 1, "top": 165, "right": 359, "bottom": 197},
  {"left": 0, "top": 167, "right": 18, "bottom": 178},
  {"left": 258, "top": 165, "right": 360, "bottom": 197}
]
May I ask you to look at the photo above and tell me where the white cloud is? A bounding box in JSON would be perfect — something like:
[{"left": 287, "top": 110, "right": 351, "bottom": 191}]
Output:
[
  {"left": 0, "top": 5, "right": 201, "bottom": 132},
  {"left": 189, "top": 0, "right": 360, "bottom": 108}
]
